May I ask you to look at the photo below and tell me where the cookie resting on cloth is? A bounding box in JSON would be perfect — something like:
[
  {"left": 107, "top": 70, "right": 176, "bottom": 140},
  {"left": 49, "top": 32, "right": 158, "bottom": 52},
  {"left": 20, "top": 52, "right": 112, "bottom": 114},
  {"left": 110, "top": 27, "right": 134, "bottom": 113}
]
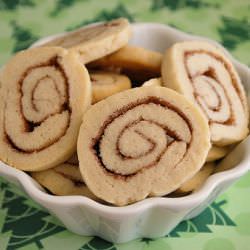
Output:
[
  {"left": 35, "top": 18, "right": 132, "bottom": 64},
  {"left": 161, "top": 41, "right": 249, "bottom": 146},
  {"left": 0, "top": 47, "right": 91, "bottom": 171},
  {"left": 77, "top": 87, "right": 211, "bottom": 206}
]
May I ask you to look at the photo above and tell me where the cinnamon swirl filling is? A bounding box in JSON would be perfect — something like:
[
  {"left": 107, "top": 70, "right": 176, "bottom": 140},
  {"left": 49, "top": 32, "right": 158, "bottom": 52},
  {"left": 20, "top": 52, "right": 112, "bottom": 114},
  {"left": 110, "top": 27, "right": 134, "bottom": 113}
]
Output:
[
  {"left": 4, "top": 57, "right": 70, "bottom": 153},
  {"left": 0, "top": 46, "right": 91, "bottom": 171},
  {"left": 184, "top": 51, "right": 242, "bottom": 125},
  {"left": 162, "top": 41, "right": 249, "bottom": 146},
  {"left": 78, "top": 87, "right": 210, "bottom": 205},
  {"left": 92, "top": 97, "right": 192, "bottom": 178}
]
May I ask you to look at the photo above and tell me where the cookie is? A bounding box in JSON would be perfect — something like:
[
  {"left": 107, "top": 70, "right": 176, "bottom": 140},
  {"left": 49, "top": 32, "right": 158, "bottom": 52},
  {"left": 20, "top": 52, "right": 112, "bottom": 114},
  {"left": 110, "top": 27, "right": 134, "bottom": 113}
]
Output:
[
  {"left": 66, "top": 152, "right": 78, "bottom": 165},
  {"left": 77, "top": 86, "right": 210, "bottom": 206},
  {"left": 88, "top": 45, "right": 162, "bottom": 83},
  {"left": 161, "top": 41, "right": 249, "bottom": 146},
  {"left": 0, "top": 47, "right": 91, "bottom": 171},
  {"left": 175, "top": 162, "right": 215, "bottom": 194},
  {"left": 34, "top": 18, "right": 131, "bottom": 64},
  {"left": 206, "top": 146, "right": 230, "bottom": 162},
  {"left": 142, "top": 78, "right": 162, "bottom": 87},
  {"left": 90, "top": 71, "right": 131, "bottom": 103},
  {"left": 31, "top": 157, "right": 98, "bottom": 200}
]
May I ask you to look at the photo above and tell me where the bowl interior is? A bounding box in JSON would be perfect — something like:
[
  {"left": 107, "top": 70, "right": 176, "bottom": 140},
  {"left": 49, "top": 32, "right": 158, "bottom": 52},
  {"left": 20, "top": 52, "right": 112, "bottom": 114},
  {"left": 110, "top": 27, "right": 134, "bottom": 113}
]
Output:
[{"left": 0, "top": 23, "right": 250, "bottom": 214}]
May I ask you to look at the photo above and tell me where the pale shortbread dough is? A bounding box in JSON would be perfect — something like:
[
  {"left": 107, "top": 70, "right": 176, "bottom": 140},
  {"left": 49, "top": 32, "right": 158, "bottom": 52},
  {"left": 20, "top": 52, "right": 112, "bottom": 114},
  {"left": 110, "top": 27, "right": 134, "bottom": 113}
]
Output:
[
  {"left": 89, "top": 45, "right": 163, "bottom": 83},
  {"left": 161, "top": 41, "right": 249, "bottom": 146},
  {"left": 0, "top": 47, "right": 91, "bottom": 171},
  {"left": 77, "top": 87, "right": 210, "bottom": 206},
  {"left": 90, "top": 71, "right": 131, "bottom": 103},
  {"left": 36, "top": 18, "right": 132, "bottom": 64},
  {"left": 31, "top": 154, "right": 98, "bottom": 200}
]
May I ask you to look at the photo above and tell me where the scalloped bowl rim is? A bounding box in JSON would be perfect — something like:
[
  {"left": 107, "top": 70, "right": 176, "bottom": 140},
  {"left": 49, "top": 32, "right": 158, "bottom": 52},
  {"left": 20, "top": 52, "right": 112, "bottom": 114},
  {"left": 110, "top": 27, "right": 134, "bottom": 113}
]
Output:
[{"left": 0, "top": 22, "right": 250, "bottom": 218}]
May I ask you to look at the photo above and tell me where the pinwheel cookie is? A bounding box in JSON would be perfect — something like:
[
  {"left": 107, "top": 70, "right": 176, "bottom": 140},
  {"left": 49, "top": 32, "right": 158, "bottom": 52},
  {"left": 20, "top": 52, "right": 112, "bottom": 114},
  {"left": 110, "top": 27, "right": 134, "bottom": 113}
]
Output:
[
  {"left": 36, "top": 18, "right": 132, "bottom": 64},
  {"left": 142, "top": 78, "right": 162, "bottom": 87},
  {"left": 206, "top": 146, "right": 231, "bottom": 162},
  {"left": 0, "top": 47, "right": 91, "bottom": 171},
  {"left": 31, "top": 154, "right": 97, "bottom": 199},
  {"left": 176, "top": 162, "right": 215, "bottom": 194},
  {"left": 89, "top": 45, "right": 163, "bottom": 83},
  {"left": 90, "top": 71, "right": 131, "bottom": 103},
  {"left": 162, "top": 41, "right": 249, "bottom": 146},
  {"left": 77, "top": 87, "right": 210, "bottom": 206}
]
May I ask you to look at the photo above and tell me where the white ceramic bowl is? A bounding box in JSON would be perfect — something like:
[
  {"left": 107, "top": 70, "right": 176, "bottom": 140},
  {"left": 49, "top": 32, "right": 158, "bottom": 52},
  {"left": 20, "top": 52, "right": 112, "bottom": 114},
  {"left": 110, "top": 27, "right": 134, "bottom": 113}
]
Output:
[{"left": 1, "top": 23, "right": 250, "bottom": 243}]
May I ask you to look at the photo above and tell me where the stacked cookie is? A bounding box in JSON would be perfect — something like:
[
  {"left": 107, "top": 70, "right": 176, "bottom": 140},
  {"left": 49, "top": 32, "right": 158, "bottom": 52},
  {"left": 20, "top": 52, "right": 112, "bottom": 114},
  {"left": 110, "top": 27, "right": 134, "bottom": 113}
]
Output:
[{"left": 0, "top": 18, "right": 248, "bottom": 206}]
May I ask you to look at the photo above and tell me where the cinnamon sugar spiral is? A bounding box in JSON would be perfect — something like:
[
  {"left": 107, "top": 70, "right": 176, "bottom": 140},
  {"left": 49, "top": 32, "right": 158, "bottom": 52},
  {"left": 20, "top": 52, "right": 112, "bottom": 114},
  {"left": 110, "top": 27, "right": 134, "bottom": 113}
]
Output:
[
  {"left": 78, "top": 87, "right": 210, "bottom": 205},
  {"left": 162, "top": 41, "right": 249, "bottom": 146},
  {"left": 0, "top": 47, "right": 91, "bottom": 171},
  {"left": 5, "top": 58, "right": 70, "bottom": 153},
  {"left": 94, "top": 97, "right": 191, "bottom": 177}
]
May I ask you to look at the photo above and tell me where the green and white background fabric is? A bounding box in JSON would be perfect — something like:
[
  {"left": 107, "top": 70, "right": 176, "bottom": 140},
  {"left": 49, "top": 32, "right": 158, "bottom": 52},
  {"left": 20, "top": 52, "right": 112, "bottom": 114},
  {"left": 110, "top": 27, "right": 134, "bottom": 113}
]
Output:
[{"left": 0, "top": 0, "right": 249, "bottom": 249}]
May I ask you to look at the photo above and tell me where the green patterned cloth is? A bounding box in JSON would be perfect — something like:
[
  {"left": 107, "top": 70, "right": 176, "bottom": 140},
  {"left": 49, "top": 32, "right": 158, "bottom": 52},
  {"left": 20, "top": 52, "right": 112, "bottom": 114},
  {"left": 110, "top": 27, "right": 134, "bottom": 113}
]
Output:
[{"left": 0, "top": 0, "right": 249, "bottom": 249}]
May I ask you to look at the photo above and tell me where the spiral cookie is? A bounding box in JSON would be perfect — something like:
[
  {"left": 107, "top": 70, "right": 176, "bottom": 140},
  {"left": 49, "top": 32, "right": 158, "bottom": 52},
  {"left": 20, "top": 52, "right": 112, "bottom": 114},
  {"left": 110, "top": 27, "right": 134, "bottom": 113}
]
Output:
[
  {"left": 206, "top": 146, "right": 230, "bottom": 162},
  {"left": 162, "top": 41, "right": 249, "bottom": 146},
  {"left": 0, "top": 47, "right": 91, "bottom": 171},
  {"left": 78, "top": 87, "right": 210, "bottom": 206},
  {"left": 31, "top": 160, "right": 97, "bottom": 199},
  {"left": 175, "top": 162, "right": 215, "bottom": 194},
  {"left": 34, "top": 18, "right": 131, "bottom": 64},
  {"left": 88, "top": 45, "right": 163, "bottom": 83},
  {"left": 142, "top": 78, "right": 162, "bottom": 87},
  {"left": 90, "top": 71, "right": 131, "bottom": 103}
]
